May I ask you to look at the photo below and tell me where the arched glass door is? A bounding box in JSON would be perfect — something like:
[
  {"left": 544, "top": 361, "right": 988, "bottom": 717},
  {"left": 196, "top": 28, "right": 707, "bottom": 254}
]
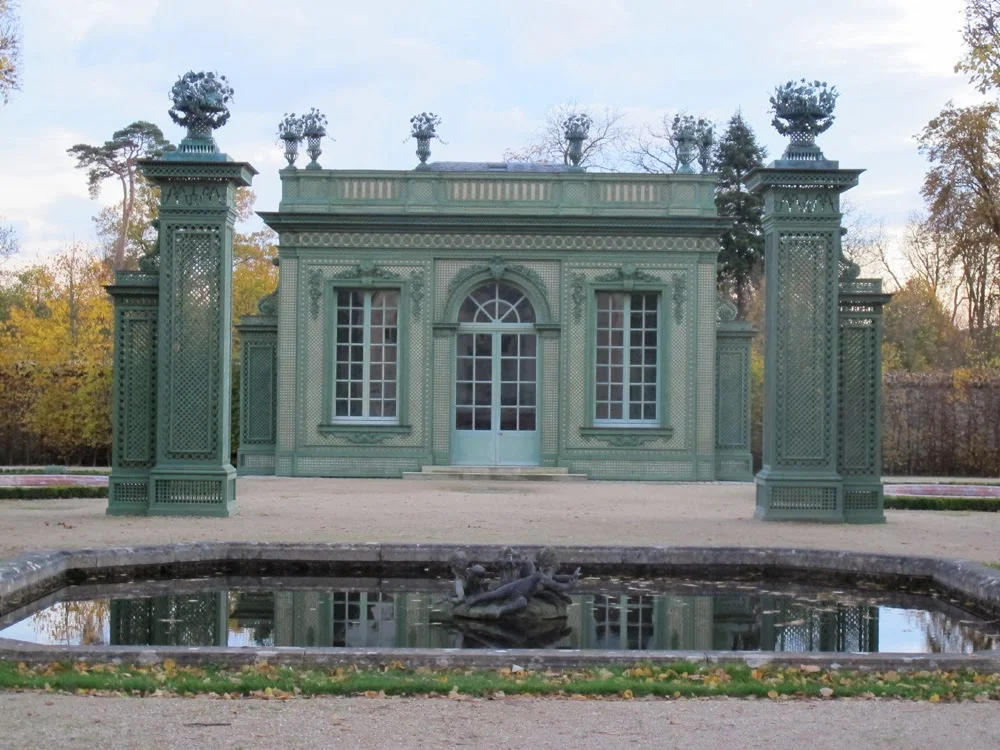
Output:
[{"left": 451, "top": 282, "right": 540, "bottom": 466}]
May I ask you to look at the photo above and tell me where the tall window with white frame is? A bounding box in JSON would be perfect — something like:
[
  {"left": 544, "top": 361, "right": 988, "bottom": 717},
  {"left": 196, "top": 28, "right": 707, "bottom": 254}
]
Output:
[
  {"left": 333, "top": 289, "right": 399, "bottom": 422},
  {"left": 594, "top": 292, "right": 659, "bottom": 425}
]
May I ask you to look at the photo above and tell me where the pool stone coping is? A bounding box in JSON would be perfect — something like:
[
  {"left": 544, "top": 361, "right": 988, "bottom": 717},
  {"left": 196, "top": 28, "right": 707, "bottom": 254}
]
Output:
[{"left": 1, "top": 543, "right": 999, "bottom": 672}]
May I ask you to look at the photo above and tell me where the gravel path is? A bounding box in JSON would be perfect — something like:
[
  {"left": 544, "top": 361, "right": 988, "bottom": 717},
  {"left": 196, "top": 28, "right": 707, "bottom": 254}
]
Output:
[
  {"left": 2, "top": 693, "right": 999, "bottom": 750},
  {"left": 3, "top": 476, "right": 1000, "bottom": 745},
  {"left": 1, "top": 477, "right": 999, "bottom": 562}
]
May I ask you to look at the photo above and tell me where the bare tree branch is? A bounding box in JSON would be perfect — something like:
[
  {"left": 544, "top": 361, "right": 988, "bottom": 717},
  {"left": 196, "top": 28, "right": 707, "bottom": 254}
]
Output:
[{"left": 503, "top": 103, "right": 630, "bottom": 172}]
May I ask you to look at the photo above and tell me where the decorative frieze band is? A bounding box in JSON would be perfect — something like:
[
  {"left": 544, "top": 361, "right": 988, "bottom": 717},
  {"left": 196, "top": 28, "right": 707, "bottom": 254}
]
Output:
[{"left": 285, "top": 232, "right": 714, "bottom": 253}]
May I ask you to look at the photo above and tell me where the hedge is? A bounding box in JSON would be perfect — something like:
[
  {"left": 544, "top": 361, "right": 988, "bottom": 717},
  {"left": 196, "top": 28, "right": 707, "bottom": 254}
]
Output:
[
  {"left": 0, "top": 485, "right": 107, "bottom": 500},
  {"left": 884, "top": 495, "right": 1000, "bottom": 512}
]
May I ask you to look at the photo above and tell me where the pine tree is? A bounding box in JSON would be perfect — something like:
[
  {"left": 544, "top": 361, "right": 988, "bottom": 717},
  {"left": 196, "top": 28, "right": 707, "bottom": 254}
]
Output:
[{"left": 713, "top": 111, "right": 767, "bottom": 317}]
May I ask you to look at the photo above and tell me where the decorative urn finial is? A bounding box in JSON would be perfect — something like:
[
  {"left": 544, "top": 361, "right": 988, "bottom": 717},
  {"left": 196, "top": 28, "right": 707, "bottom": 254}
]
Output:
[
  {"left": 409, "top": 112, "right": 442, "bottom": 170},
  {"left": 697, "top": 120, "right": 714, "bottom": 173},
  {"left": 562, "top": 113, "right": 592, "bottom": 170},
  {"left": 300, "top": 108, "right": 329, "bottom": 169},
  {"left": 277, "top": 113, "right": 304, "bottom": 168},
  {"left": 167, "top": 71, "right": 234, "bottom": 158},
  {"left": 769, "top": 78, "right": 839, "bottom": 161}
]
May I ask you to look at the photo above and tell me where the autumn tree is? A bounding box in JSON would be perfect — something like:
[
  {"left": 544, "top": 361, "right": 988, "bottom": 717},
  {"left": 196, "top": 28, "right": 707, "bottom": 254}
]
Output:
[
  {"left": 840, "top": 200, "right": 899, "bottom": 288},
  {"left": 918, "top": 102, "right": 1000, "bottom": 346},
  {"left": 711, "top": 112, "right": 767, "bottom": 316},
  {"left": 900, "top": 216, "right": 964, "bottom": 323},
  {"left": 503, "top": 103, "right": 630, "bottom": 171},
  {"left": 0, "top": 0, "right": 20, "bottom": 104},
  {"left": 882, "top": 278, "right": 967, "bottom": 372},
  {"left": 231, "top": 190, "right": 278, "bottom": 330},
  {"left": 67, "top": 122, "right": 174, "bottom": 271},
  {"left": 0, "top": 220, "right": 16, "bottom": 309},
  {"left": 956, "top": 0, "right": 1000, "bottom": 93},
  {"left": 0, "top": 245, "right": 114, "bottom": 462},
  {"left": 92, "top": 180, "right": 160, "bottom": 270}
]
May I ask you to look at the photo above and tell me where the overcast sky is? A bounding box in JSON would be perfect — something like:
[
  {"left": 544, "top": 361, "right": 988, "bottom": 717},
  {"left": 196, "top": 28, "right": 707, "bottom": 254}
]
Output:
[{"left": 0, "top": 0, "right": 979, "bottom": 267}]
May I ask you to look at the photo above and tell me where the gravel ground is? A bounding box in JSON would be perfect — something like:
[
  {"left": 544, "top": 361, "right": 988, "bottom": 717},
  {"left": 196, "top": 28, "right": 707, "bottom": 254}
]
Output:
[
  {"left": 3, "top": 476, "right": 1000, "bottom": 746},
  {"left": 1, "top": 693, "right": 999, "bottom": 750},
  {"left": 1, "top": 477, "right": 999, "bottom": 562}
]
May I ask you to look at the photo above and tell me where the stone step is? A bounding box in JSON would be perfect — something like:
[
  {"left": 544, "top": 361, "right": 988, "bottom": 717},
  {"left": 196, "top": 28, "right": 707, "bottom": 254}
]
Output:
[{"left": 403, "top": 466, "right": 587, "bottom": 482}]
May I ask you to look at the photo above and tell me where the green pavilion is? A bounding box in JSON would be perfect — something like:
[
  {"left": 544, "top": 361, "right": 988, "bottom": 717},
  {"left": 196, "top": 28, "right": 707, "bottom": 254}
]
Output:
[{"left": 238, "top": 160, "right": 754, "bottom": 483}]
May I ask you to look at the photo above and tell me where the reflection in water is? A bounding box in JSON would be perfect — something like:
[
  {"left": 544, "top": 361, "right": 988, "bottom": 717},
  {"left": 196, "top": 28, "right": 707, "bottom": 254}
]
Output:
[{"left": 4, "top": 585, "right": 998, "bottom": 653}]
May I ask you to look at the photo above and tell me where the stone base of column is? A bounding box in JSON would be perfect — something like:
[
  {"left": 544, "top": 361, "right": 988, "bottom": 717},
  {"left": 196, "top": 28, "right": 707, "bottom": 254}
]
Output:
[
  {"left": 148, "top": 466, "right": 236, "bottom": 517},
  {"left": 106, "top": 472, "right": 153, "bottom": 516},
  {"left": 754, "top": 469, "right": 843, "bottom": 522},
  {"left": 842, "top": 482, "right": 886, "bottom": 524}
]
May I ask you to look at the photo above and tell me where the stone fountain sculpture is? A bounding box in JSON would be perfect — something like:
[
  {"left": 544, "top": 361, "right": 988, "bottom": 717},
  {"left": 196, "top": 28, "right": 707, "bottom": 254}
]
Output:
[
  {"left": 433, "top": 547, "right": 581, "bottom": 648},
  {"left": 441, "top": 547, "right": 580, "bottom": 620}
]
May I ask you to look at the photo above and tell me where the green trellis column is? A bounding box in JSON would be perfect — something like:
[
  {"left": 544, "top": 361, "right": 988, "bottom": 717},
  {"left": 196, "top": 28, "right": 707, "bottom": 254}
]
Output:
[
  {"left": 748, "top": 163, "right": 863, "bottom": 521},
  {"left": 138, "top": 144, "right": 256, "bottom": 515},
  {"left": 235, "top": 289, "right": 278, "bottom": 476},
  {"left": 105, "top": 270, "right": 159, "bottom": 515},
  {"left": 838, "top": 279, "right": 891, "bottom": 523},
  {"left": 714, "top": 296, "right": 756, "bottom": 482}
]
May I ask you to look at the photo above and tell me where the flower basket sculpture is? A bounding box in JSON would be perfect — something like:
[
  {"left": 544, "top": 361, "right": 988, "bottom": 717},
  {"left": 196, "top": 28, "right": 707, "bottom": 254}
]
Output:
[
  {"left": 671, "top": 114, "right": 711, "bottom": 174},
  {"left": 770, "top": 79, "right": 839, "bottom": 161},
  {"left": 167, "top": 71, "right": 234, "bottom": 157},
  {"left": 562, "top": 113, "right": 592, "bottom": 170},
  {"left": 277, "top": 113, "right": 304, "bottom": 168},
  {"left": 410, "top": 112, "right": 442, "bottom": 170},
  {"left": 300, "top": 108, "right": 329, "bottom": 169}
]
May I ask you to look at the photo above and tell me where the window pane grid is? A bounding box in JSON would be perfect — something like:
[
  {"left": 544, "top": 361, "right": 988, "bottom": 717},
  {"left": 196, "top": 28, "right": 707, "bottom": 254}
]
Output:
[
  {"left": 334, "top": 289, "right": 399, "bottom": 423},
  {"left": 595, "top": 292, "right": 658, "bottom": 425},
  {"left": 499, "top": 332, "right": 536, "bottom": 431}
]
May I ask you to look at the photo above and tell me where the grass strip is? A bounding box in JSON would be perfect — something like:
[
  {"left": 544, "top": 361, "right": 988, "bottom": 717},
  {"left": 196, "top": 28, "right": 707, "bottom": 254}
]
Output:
[
  {"left": 0, "top": 486, "right": 107, "bottom": 500},
  {"left": 885, "top": 495, "right": 1000, "bottom": 512},
  {"left": 0, "top": 660, "right": 997, "bottom": 702}
]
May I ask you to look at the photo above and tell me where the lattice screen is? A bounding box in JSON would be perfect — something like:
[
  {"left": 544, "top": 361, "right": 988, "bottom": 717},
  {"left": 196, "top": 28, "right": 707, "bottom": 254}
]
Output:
[
  {"left": 164, "top": 226, "right": 222, "bottom": 460},
  {"left": 774, "top": 233, "right": 833, "bottom": 467}
]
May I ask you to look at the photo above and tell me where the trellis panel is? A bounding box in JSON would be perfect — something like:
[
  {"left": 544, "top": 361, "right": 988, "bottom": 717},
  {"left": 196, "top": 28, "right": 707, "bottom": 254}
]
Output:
[
  {"left": 106, "top": 273, "right": 159, "bottom": 515},
  {"left": 838, "top": 280, "right": 891, "bottom": 523}
]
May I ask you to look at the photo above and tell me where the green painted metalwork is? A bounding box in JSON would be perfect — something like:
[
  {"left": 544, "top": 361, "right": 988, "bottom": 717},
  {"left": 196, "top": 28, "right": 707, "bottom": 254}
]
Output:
[
  {"left": 106, "top": 272, "right": 159, "bottom": 514},
  {"left": 749, "top": 164, "right": 861, "bottom": 519},
  {"left": 103, "top": 72, "right": 259, "bottom": 515},
  {"left": 138, "top": 160, "right": 254, "bottom": 515},
  {"left": 838, "top": 279, "right": 891, "bottom": 523},
  {"left": 236, "top": 312, "right": 278, "bottom": 475},
  {"left": 749, "top": 82, "right": 888, "bottom": 520},
  {"left": 715, "top": 296, "right": 755, "bottom": 481}
]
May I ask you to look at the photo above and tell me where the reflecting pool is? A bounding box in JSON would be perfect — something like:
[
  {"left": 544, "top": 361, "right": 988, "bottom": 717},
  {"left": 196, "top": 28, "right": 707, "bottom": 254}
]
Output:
[{"left": 2, "top": 577, "right": 997, "bottom": 653}]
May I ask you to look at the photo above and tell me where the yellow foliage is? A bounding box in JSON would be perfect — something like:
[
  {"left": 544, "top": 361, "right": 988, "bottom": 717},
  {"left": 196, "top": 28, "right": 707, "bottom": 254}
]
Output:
[{"left": 0, "top": 244, "right": 113, "bottom": 459}]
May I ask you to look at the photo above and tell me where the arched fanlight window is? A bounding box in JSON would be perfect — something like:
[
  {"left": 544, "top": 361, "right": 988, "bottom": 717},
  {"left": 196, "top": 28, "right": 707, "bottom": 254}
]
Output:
[{"left": 458, "top": 282, "right": 536, "bottom": 323}]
